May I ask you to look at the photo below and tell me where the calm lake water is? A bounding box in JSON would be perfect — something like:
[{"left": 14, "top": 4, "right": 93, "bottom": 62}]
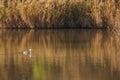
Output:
[{"left": 0, "top": 29, "right": 120, "bottom": 80}]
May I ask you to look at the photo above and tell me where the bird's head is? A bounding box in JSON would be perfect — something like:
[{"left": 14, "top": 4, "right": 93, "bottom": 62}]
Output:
[{"left": 29, "top": 49, "right": 32, "bottom": 51}]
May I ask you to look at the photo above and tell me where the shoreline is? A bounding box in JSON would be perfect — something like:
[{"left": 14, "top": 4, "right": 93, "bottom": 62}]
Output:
[{"left": 0, "top": 26, "right": 106, "bottom": 29}]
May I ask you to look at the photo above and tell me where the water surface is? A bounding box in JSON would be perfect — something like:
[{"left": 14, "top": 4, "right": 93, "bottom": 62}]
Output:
[{"left": 0, "top": 29, "right": 120, "bottom": 80}]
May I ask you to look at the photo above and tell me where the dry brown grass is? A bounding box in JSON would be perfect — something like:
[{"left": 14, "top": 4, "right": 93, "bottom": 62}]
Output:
[{"left": 0, "top": 0, "right": 120, "bottom": 29}]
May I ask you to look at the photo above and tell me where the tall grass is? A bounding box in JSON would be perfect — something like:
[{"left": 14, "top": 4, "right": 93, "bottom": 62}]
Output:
[{"left": 0, "top": 0, "right": 120, "bottom": 29}]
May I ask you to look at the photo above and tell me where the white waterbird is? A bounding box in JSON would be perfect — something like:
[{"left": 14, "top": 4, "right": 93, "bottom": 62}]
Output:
[{"left": 23, "top": 49, "right": 32, "bottom": 57}]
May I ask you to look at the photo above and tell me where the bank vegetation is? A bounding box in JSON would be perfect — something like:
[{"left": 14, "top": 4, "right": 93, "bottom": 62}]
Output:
[{"left": 0, "top": 0, "right": 120, "bottom": 30}]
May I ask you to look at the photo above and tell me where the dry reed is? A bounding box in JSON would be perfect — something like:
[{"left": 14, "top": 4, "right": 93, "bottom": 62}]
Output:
[{"left": 0, "top": 0, "right": 120, "bottom": 29}]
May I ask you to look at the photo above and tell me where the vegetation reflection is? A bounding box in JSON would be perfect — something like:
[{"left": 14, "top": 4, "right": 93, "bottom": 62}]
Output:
[{"left": 0, "top": 30, "right": 120, "bottom": 80}]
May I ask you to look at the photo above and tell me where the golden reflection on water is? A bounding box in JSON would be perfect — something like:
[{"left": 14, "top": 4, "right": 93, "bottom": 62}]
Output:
[{"left": 0, "top": 29, "right": 120, "bottom": 80}]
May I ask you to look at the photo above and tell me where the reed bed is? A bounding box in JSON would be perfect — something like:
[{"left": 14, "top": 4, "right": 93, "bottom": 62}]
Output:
[{"left": 0, "top": 0, "right": 120, "bottom": 29}]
